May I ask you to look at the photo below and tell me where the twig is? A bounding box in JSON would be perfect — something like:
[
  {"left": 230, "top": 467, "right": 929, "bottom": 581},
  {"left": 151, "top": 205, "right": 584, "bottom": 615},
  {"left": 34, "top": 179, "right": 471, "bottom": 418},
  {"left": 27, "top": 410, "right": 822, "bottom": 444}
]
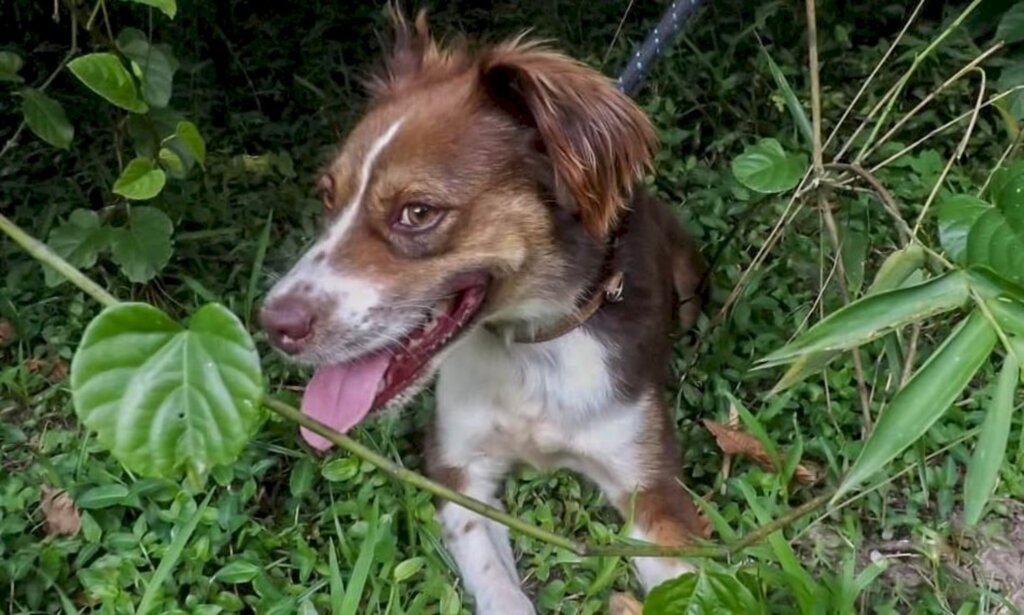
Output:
[
  {"left": 911, "top": 68, "right": 987, "bottom": 238},
  {"left": 858, "top": 42, "right": 1003, "bottom": 164},
  {"left": 0, "top": 213, "right": 117, "bottom": 307},
  {"left": 900, "top": 324, "right": 921, "bottom": 387},
  {"left": 0, "top": 207, "right": 835, "bottom": 561},
  {"left": 805, "top": 0, "right": 823, "bottom": 174},
  {"left": 822, "top": 0, "right": 925, "bottom": 152},
  {"left": 823, "top": 163, "right": 911, "bottom": 244}
]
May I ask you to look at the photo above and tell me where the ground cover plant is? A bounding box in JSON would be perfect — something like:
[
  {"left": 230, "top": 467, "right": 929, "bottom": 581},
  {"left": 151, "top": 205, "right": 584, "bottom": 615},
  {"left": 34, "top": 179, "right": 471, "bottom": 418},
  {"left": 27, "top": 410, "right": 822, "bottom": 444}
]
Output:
[{"left": 3, "top": 0, "right": 1024, "bottom": 612}]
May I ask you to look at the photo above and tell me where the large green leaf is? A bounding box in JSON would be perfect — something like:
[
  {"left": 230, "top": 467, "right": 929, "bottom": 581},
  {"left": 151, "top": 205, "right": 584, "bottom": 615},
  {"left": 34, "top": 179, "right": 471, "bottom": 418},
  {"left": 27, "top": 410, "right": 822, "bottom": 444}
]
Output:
[
  {"left": 113, "top": 157, "right": 166, "bottom": 200},
  {"left": 731, "top": 138, "right": 807, "bottom": 194},
  {"left": 21, "top": 88, "right": 74, "bottom": 150},
  {"left": 0, "top": 50, "right": 24, "bottom": 83},
  {"left": 116, "top": 28, "right": 179, "bottom": 108},
  {"left": 644, "top": 569, "right": 765, "bottom": 615},
  {"left": 68, "top": 53, "right": 148, "bottom": 113},
  {"left": 936, "top": 195, "right": 988, "bottom": 264},
  {"left": 965, "top": 173, "right": 1024, "bottom": 285},
  {"left": 771, "top": 245, "right": 929, "bottom": 393},
  {"left": 70, "top": 302, "right": 263, "bottom": 479},
  {"left": 996, "top": 2, "right": 1024, "bottom": 44},
  {"left": 836, "top": 310, "right": 998, "bottom": 500},
  {"left": 109, "top": 206, "right": 173, "bottom": 283},
  {"left": 996, "top": 62, "right": 1024, "bottom": 120},
  {"left": 963, "top": 356, "right": 1019, "bottom": 526},
  {"left": 44, "top": 209, "right": 111, "bottom": 287},
  {"left": 119, "top": 0, "right": 177, "bottom": 19},
  {"left": 760, "top": 271, "right": 970, "bottom": 367}
]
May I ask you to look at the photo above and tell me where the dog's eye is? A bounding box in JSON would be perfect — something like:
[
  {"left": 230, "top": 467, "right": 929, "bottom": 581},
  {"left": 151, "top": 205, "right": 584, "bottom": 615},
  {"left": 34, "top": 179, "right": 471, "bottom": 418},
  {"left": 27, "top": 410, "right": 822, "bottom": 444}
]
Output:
[
  {"left": 396, "top": 202, "right": 443, "bottom": 231},
  {"left": 318, "top": 175, "right": 335, "bottom": 210}
]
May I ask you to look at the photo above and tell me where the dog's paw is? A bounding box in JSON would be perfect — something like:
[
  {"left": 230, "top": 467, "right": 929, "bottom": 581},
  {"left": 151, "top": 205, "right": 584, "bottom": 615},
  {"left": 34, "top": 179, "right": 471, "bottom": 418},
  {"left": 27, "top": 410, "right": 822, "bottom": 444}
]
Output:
[
  {"left": 608, "top": 592, "right": 643, "bottom": 615},
  {"left": 475, "top": 586, "right": 535, "bottom": 615}
]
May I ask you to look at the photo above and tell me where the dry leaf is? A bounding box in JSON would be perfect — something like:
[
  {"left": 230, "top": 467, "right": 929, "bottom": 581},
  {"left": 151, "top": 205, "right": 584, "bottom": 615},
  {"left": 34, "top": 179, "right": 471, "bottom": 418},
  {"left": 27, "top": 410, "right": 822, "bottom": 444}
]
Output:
[
  {"left": 49, "top": 358, "right": 68, "bottom": 383},
  {"left": 0, "top": 320, "right": 13, "bottom": 345},
  {"left": 25, "top": 357, "right": 45, "bottom": 372},
  {"left": 703, "top": 419, "right": 821, "bottom": 485},
  {"left": 40, "top": 486, "right": 81, "bottom": 537}
]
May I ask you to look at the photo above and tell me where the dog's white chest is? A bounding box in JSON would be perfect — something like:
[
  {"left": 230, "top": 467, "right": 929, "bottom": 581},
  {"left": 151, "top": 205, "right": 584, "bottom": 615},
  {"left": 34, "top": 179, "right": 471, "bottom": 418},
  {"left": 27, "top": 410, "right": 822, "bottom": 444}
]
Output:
[{"left": 436, "top": 328, "right": 642, "bottom": 471}]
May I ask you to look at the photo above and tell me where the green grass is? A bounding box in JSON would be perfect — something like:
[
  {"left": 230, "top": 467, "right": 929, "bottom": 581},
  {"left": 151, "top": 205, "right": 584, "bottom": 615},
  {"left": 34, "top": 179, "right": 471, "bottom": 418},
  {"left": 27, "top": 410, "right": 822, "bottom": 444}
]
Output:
[{"left": 3, "top": 0, "right": 1024, "bottom": 613}]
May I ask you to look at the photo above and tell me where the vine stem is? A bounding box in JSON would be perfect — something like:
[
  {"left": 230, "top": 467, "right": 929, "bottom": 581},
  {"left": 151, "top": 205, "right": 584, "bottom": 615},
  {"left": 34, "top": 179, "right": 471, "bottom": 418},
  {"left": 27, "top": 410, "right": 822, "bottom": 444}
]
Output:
[{"left": 0, "top": 209, "right": 834, "bottom": 559}]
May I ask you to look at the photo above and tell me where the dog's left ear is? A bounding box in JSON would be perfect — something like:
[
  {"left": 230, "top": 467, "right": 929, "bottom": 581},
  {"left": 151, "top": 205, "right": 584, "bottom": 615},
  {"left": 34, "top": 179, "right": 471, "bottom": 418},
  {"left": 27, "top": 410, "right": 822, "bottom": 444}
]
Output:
[
  {"left": 368, "top": 4, "right": 436, "bottom": 98},
  {"left": 480, "top": 40, "right": 656, "bottom": 238}
]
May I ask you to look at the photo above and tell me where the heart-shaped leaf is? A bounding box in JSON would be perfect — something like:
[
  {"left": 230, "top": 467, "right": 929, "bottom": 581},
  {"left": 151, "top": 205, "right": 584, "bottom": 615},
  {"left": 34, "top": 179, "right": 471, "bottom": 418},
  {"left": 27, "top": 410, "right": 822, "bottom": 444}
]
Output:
[
  {"left": 116, "top": 28, "right": 179, "bottom": 108},
  {"left": 644, "top": 569, "right": 766, "bottom": 615},
  {"left": 173, "top": 120, "right": 205, "bottom": 165},
  {"left": 44, "top": 209, "right": 111, "bottom": 287},
  {"left": 70, "top": 302, "right": 263, "bottom": 480},
  {"left": 731, "top": 138, "right": 807, "bottom": 194},
  {"left": 937, "top": 195, "right": 989, "bottom": 264},
  {"left": 113, "top": 157, "right": 166, "bottom": 200},
  {"left": 68, "top": 53, "right": 148, "bottom": 113},
  {"left": 21, "top": 88, "right": 74, "bottom": 149},
  {"left": 119, "top": 0, "right": 177, "bottom": 19},
  {"left": 109, "top": 206, "right": 173, "bottom": 283},
  {"left": 997, "top": 2, "right": 1024, "bottom": 44},
  {"left": 0, "top": 51, "right": 24, "bottom": 83}
]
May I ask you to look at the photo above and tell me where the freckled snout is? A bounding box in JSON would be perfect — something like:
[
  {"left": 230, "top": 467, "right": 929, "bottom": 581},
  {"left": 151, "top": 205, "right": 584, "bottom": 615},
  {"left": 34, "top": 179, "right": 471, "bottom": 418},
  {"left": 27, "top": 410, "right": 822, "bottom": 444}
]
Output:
[{"left": 259, "top": 295, "right": 316, "bottom": 355}]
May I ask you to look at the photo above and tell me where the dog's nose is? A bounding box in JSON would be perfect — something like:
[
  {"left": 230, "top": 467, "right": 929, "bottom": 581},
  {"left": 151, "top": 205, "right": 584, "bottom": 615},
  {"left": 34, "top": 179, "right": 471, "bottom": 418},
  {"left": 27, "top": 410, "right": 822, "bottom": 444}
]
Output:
[{"left": 259, "top": 296, "right": 316, "bottom": 354}]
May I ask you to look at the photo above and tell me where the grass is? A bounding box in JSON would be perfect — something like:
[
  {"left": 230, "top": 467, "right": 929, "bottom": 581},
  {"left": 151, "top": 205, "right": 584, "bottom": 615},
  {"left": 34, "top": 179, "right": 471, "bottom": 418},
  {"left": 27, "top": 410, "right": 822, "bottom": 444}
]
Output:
[{"left": 2, "top": 0, "right": 1024, "bottom": 612}]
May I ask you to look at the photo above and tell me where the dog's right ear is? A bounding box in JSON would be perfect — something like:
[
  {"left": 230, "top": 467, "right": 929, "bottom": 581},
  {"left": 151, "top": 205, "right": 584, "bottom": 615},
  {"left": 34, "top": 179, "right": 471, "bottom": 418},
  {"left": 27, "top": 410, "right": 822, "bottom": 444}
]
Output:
[{"left": 367, "top": 3, "right": 436, "bottom": 98}]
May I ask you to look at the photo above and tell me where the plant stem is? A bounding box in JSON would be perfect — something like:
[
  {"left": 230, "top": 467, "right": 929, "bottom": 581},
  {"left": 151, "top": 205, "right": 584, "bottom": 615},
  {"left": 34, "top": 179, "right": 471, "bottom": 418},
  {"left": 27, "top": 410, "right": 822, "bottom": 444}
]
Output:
[
  {"left": 0, "top": 213, "right": 118, "bottom": 307},
  {"left": 0, "top": 209, "right": 834, "bottom": 560},
  {"left": 805, "top": 0, "right": 823, "bottom": 173}
]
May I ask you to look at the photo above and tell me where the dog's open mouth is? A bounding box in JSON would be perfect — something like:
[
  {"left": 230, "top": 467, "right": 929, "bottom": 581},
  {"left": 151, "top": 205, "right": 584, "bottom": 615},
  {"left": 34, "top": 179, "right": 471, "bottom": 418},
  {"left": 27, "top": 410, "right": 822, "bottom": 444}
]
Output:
[{"left": 299, "top": 281, "right": 488, "bottom": 450}]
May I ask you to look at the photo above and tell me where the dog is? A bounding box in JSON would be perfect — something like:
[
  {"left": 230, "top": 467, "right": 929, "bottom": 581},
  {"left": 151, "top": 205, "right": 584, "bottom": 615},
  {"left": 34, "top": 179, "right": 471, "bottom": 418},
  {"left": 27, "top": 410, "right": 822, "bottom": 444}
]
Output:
[{"left": 259, "top": 7, "right": 708, "bottom": 613}]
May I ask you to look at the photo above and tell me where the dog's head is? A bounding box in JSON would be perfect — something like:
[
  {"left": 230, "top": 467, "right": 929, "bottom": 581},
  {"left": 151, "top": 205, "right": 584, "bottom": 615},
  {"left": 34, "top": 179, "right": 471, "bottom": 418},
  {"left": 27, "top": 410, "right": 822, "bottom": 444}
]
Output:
[{"left": 259, "top": 7, "right": 655, "bottom": 449}]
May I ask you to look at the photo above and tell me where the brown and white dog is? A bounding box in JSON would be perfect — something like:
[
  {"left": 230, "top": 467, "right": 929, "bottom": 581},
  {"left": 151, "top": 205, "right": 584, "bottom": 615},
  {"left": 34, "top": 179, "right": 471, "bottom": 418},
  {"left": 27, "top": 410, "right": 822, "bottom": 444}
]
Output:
[{"left": 259, "top": 7, "right": 708, "bottom": 613}]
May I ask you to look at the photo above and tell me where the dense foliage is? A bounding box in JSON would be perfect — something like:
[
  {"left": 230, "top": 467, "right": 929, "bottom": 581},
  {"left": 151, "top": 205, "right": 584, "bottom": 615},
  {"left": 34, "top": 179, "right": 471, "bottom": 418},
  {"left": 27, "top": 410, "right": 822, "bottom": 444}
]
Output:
[{"left": 3, "top": 0, "right": 1024, "bottom": 612}]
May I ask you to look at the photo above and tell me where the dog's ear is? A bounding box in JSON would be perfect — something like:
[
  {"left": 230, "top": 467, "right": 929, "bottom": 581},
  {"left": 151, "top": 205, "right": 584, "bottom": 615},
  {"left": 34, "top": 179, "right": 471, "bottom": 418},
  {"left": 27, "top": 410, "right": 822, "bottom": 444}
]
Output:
[
  {"left": 480, "top": 40, "right": 656, "bottom": 238},
  {"left": 368, "top": 3, "right": 436, "bottom": 98}
]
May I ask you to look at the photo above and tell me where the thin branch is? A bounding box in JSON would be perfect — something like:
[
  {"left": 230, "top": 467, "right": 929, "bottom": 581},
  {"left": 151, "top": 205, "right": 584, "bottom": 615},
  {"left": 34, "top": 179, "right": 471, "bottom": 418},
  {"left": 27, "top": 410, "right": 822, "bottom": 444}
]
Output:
[
  {"left": 0, "top": 213, "right": 117, "bottom": 307},
  {"left": 823, "top": 162, "right": 911, "bottom": 244},
  {"left": 822, "top": 0, "right": 925, "bottom": 152},
  {"left": 0, "top": 206, "right": 834, "bottom": 561},
  {"left": 805, "top": 0, "right": 823, "bottom": 174}
]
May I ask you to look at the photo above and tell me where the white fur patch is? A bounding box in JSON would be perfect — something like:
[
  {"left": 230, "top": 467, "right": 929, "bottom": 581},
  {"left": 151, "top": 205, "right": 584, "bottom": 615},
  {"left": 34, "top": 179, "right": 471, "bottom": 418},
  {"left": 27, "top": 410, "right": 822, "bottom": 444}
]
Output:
[
  {"left": 627, "top": 526, "right": 695, "bottom": 591},
  {"left": 266, "top": 117, "right": 405, "bottom": 341}
]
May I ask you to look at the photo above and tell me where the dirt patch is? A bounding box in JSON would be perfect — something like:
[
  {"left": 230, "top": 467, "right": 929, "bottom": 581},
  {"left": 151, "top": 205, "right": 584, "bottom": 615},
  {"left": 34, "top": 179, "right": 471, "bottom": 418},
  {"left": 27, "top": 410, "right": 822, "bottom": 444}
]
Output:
[{"left": 977, "top": 502, "right": 1024, "bottom": 611}]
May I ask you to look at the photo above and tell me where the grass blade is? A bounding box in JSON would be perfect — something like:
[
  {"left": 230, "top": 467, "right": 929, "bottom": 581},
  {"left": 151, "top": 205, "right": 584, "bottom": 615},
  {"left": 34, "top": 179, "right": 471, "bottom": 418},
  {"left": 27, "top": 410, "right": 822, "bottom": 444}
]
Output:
[
  {"left": 758, "top": 41, "right": 814, "bottom": 149},
  {"left": 244, "top": 210, "right": 273, "bottom": 327},
  {"left": 836, "top": 310, "right": 997, "bottom": 501},
  {"left": 328, "top": 537, "right": 345, "bottom": 612},
  {"left": 340, "top": 504, "right": 382, "bottom": 615},
  {"left": 759, "top": 270, "right": 970, "bottom": 367},
  {"left": 137, "top": 491, "right": 214, "bottom": 615},
  {"left": 963, "top": 356, "right": 1019, "bottom": 525}
]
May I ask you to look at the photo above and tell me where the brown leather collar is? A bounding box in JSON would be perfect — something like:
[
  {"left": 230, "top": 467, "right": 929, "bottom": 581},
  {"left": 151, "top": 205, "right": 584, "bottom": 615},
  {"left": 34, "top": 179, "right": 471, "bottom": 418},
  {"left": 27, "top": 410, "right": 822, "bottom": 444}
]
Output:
[
  {"left": 509, "top": 270, "right": 625, "bottom": 343},
  {"left": 489, "top": 208, "right": 632, "bottom": 345}
]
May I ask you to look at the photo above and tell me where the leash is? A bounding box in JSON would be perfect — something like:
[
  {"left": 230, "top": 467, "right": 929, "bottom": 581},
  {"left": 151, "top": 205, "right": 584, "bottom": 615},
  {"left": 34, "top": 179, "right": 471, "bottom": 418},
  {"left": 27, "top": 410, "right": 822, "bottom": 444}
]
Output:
[
  {"left": 508, "top": 0, "right": 706, "bottom": 344},
  {"left": 617, "top": 0, "right": 706, "bottom": 97}
]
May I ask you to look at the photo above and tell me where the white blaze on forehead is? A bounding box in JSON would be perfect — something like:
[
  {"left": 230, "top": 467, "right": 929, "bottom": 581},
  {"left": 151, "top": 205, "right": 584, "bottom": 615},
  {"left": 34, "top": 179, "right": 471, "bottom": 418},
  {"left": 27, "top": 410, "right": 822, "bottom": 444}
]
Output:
[
  {"left": 267, "top": 116, "right": 406, "bottom": 332},
  {"left": 326, "top": 116, "right": 406, "bottom": 246}
]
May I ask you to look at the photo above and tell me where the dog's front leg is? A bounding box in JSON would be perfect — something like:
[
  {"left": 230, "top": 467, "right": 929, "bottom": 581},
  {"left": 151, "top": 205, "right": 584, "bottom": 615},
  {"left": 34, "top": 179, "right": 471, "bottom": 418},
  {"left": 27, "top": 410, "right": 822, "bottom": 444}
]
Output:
[{"left": 426, "top": 446, "right": 534, "bottom": 615}]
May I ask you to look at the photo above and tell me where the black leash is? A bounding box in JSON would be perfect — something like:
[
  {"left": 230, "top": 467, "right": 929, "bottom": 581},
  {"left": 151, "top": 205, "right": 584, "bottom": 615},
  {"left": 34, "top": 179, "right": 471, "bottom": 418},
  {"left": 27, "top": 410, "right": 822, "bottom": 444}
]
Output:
[{"left": 616, "top": 0, "right": 706, "bottom": 97}]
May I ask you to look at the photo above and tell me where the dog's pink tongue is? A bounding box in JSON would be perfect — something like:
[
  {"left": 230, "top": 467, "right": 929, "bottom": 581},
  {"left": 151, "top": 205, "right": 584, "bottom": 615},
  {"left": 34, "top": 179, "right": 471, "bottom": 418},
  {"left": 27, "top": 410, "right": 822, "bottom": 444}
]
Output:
[{"left": 300, "top": 355, "right": 390, "bottom": 451}]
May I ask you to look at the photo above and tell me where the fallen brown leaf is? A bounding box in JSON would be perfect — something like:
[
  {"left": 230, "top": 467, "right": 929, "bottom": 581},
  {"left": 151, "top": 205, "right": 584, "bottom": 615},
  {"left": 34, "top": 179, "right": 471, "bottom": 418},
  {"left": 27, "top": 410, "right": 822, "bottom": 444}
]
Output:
[
  {"left": 40, "top": 486, "right": 81, "bottom": 537},
  {"left": 703, "top": 419, "right": 821, "bottom": 485},
  {"left": 609, "top": 592, "right": 643, "bottom": 615},
  {"left": 25, "top": 357, "right": 45, "bottom": 373},
  {"left": 0, "top": 320, "right": 13, "bottom": 345},
  {"left": 49, "top": 358, "right": 68, "bottom": 383}
]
